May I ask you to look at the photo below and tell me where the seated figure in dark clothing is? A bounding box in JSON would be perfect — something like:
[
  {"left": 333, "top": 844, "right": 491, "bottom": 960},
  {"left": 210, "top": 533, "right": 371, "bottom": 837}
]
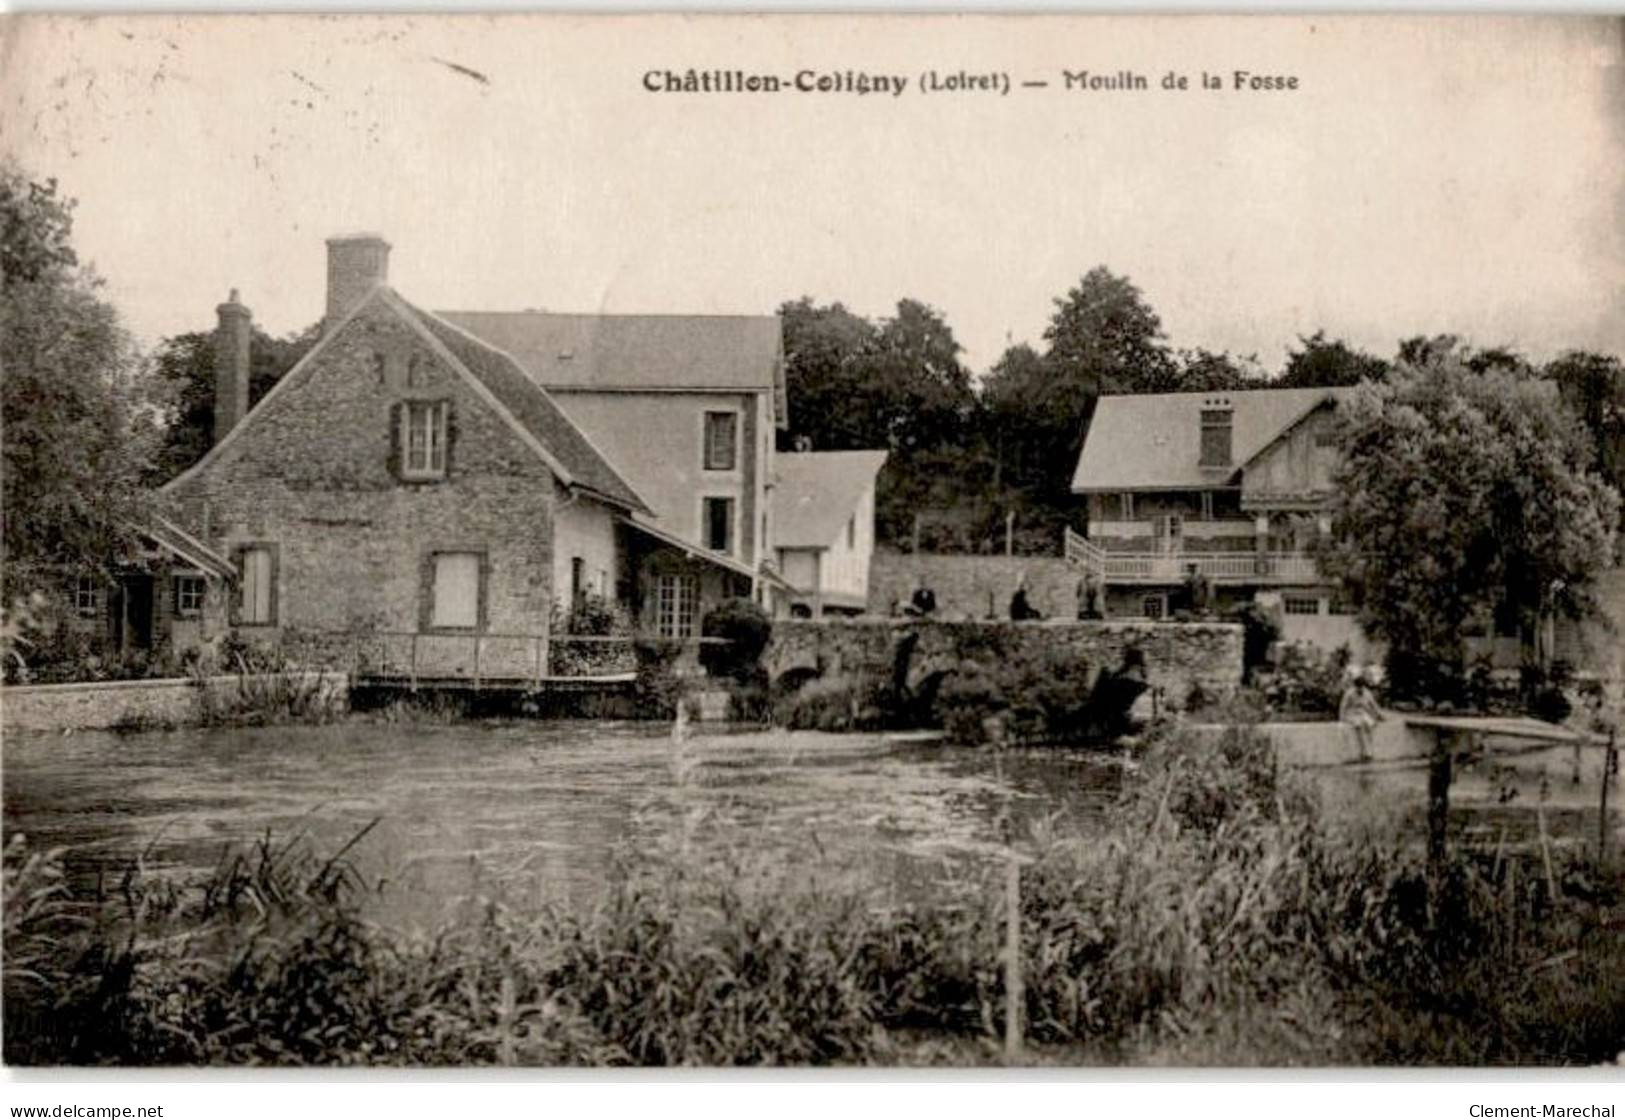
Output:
[
  {"left": 903, "top": 582, "right": 937, "bottom": 617},
  {"left": 1010, "top": 572, "right": 1043, "bottom": 621}
]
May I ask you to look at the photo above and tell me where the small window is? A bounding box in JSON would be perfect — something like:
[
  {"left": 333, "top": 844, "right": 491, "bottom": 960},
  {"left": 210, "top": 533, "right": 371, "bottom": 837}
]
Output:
[
  {"left": 703, "top": 496, "right": 735, "bottom": 555},
  {"left": 570, "top": 556, "right": 586, "bottom": 612},
  {"left": 846, "top": 514, "right": 856, "bottom": 550},
  {"left": 73, "top": 576, "right": 101, "bottom": 618},
  {"left": 1200, "top": 491, "right": 1214, "bottom": 520},
  {"left": 1142, "top": 595, "right": 1165, "bottom": 620},
  {"left": 655, "top": 574, "right": 699, "bottom": 638},
  {"left": 239, "top": 547, "right": 275, "bottom": 625},
  {"left": 1284, "top": 595, "right": 1322, "bottom": 616},
  {"left": 703, "top": 411, "right": 738, "bottom": 471},
  {"left": 1328, "top": 594, "right": 1356, "bottom": 616},
  {"left": 401, "top": 401, "right": 449, "bottom": 480},
  {"left": 174, "top": 575, "right": 206, "bottom": 617},
  {"left": 431, "top": 552, "right": 482, "bottom": 629}
]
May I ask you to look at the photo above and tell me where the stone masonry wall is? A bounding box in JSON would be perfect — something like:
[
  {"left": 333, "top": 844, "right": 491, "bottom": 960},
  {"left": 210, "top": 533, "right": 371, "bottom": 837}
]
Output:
[
  {"left": 868, "top": 551, "right": 1084, "bottom": 619},
  {"left": 170, "top": 300, "right": 558, "bottom": 676},
  {"left": 764, "top": 618, "right": 1244, "bottom": 710},
  {"left": 1, "top": 673, "right": 348, "bottom": 733}
]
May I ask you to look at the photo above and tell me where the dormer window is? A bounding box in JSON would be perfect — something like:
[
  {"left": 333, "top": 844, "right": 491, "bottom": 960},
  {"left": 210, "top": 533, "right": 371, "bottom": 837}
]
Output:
[
  {"left": 1200, "top": 401, "right": 1233, "bottom": 468},
  {"left": 401, "top": 401, "right": 449, "bottom": 480}
]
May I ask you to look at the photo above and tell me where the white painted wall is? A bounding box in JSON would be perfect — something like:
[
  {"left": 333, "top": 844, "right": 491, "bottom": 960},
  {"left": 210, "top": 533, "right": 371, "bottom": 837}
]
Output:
[
  {"left": 779, "top": 549, "right": 819, "bottom": 592},
  {"left": 550, "top": 390, "right": 760, "bottom": 561},
  {"left": 818, "top": 483, "right": 875, "bottom": 600},
  {"left": 552, "top": 493, "right": 622, "bottom": 612}
]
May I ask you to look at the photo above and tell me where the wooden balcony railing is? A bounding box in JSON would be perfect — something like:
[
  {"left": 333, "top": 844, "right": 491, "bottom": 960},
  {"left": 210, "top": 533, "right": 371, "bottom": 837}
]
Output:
[{"left": 1063, "top": 528, "right": 1326, "bottom": 585}]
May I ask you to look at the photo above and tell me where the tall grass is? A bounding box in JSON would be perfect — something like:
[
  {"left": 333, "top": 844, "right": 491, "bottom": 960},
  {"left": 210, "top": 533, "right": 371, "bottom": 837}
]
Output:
[
  {"left": 193, "top": 647, "right": 345, "bottom": 727},
  {"left": 6, "top": 721, "right": 1623, "bottom": 1066}
]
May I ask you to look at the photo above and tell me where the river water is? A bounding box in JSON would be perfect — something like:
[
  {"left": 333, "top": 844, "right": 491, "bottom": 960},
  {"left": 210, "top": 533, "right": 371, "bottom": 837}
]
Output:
[{"left": 3, "top": 720, "right": 1122, "bottom": 928}]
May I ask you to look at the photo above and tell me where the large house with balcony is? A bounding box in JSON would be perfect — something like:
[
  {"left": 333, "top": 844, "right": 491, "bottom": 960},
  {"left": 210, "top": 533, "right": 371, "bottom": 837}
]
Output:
[
  {"left": 1066, "top": 386, "right": 1373, "bottom": 655},
  {"left": 153, "top": 233, "right": 790, "bottom": 682}
]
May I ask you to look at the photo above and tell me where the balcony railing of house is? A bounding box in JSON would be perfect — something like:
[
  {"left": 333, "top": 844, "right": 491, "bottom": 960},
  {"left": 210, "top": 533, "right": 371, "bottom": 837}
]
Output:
[
  {"left": 1063, "top": 528, "right": 1326, "bottom": 584},
  {"left": 349, "top": 631, "right": 726, "bottom": 689}
]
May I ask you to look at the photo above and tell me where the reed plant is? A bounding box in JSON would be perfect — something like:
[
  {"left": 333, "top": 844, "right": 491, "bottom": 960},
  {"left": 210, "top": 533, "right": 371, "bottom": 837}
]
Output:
[{"left": 6, "top": 720, "right": 1622, "bottom": 1066}]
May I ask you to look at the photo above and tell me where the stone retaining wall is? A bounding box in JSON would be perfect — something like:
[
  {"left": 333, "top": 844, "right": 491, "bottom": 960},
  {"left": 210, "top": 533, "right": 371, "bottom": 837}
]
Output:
[
  {"left": 764, "top": 618, "right": 1243, "bottom": 709},
  {"left": 1, "top": 672, "right": 350, "bottom": 733},
  {"left": 867, "top": 551, "right": 1082, "bottom": 618}
]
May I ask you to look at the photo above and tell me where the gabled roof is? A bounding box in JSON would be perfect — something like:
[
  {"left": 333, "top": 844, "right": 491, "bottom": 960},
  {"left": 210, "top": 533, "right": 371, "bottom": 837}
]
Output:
[
  {"left": 438, "top": 311, "right": 785, "bottom": 416},
  {"left": 404, "top": 303, "right": 648, "bottom": 512},
  {"left": 136, "top": 515, "right": 237, "bottom": 580},
  {"left": 1071, "top": 387, "right": 1355, "bottom": 493},
  {"left": 774, "top": 450, "right": 888, "bottom": 550},
  {"left": 619, "top": 513, "right": 758, "bottom": 582},
  {"left": 163, "top": 286, "right": 649, "bottom": 514}
]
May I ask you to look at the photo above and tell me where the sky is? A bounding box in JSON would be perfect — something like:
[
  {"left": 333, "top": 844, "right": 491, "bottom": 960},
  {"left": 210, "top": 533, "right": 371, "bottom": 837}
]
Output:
[{"left": 2, "top": 13, "right": 1621, "bottom": 375}]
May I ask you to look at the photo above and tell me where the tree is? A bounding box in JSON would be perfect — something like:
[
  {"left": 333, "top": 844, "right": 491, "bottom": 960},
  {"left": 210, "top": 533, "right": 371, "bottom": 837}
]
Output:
[
  {"left": 1323, "top": 356, "right": 1619, "bottom": 701},
  {"left": 1043, "top": 266, "right": 1174, "bottom": 397},
  {"left": 1277, "top": 331, "right": 1390, "bottom": 388},
  {"left": 0, "top": 171, "right": 76, "bottom": 284},
  {"left": 981, "top": 342, "right": 1049, "bottom": 491},
  {"left": 147, "top": 323, "right": 319, "bottom": 482},
  {"left": 1171, "top": 347, "right": 1261, "bottom": 393},
  {"left": 777, "top": 297, "right": 879, "bottom": 452},
  {"left": 1545, "top": 350, "right": 1625, "bottom": 503},
  {"left": 868, "top": 299, "right": 974, "bottom": 453},
  {"left": 777, "top": 296, "right": 990, "bottom": 549},
  {"left": 1, "top": 163, "right": 154, "bottom": 591}
]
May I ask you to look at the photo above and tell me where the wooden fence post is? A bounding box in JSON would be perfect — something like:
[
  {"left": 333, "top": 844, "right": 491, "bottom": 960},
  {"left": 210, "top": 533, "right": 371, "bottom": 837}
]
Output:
[
  {"left": 1004, "top": 853, "right": 1023, "bottom": 1065},
  {"left": 1601, "top": 731, "right": 1618, "bottom": 867},
  {"left": 1427, "top": 729, "right": 1455, "bottom": 878}
]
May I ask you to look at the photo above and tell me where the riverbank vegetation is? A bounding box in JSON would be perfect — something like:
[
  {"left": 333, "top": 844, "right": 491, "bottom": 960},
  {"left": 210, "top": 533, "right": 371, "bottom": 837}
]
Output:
[{"left": 6, "top": 720, "right": 1621, "bottom": 1067}]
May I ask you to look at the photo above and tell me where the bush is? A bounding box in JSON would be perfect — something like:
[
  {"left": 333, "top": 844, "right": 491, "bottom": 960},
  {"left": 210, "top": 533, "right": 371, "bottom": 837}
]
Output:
[
  {"left": 631, "top": 639, "right": 687, "bottom": 719},
  {"left": 699, "top": 598, "right": 771, "bottom": 683},
  {"left": 549, "top": 596, "right": 637, "bottom": 678},
  {"left": 934, "top": 663, "right": 1004, "bottom": 746},
  {"left": 774, "top": 674, "right": 889, "bottom": 732},
  {"left": 1227, "top": 601, "right": 1281, "bottom": 684},
  {"left": 1256, "top": 641, "right": 1349, "bottom": 718}
]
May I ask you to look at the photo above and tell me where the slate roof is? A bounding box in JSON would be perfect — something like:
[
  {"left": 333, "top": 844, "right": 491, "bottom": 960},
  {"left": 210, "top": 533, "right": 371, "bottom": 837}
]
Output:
[
  {"left": 774, "top": 450, "right": 888, "bottom": 550},
  {"left": 1071, "top": 387, "right": 1355, "bottom": 492},
  {"left": 162, "top": 286, "right": 650, "bottom": 515},
  {"left": 406, "top": 303, "right": 649, "bottom": 513},
  {"left": 438, "top": 311, "right": 784, "bottom": 399}
]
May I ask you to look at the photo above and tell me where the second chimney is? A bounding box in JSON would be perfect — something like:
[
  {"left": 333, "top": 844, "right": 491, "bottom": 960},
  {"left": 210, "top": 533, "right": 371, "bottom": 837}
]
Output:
[
  {"left": 325, "top": 233, "right": 391, "bottom": 326},
  {"left": 214, "top": 289, "right": 252, "bottom": 445},
  {"left": 1199, "top": 397, "right": 1234, "bottom": 470}
]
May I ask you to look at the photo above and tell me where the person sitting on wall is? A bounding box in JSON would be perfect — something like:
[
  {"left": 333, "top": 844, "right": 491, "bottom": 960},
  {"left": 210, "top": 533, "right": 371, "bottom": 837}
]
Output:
[
  {"left": 1010, "top": 572, "right": 1043, "bottom": 621},
  {"left": 1338, "top": 664, "right": 1384, "bottom": 762},
  {"left": 1077, "top": 572, "right": 1104, "bottom": 620},
  {"left": 903, "top": 580, "right": 937, "bottom": 617}
]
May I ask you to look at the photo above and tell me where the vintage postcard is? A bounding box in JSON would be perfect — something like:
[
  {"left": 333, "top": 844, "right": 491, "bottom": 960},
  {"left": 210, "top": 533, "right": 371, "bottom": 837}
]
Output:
[{"left": 1, "top": 12, "right": 1622, "bottom": 1082}]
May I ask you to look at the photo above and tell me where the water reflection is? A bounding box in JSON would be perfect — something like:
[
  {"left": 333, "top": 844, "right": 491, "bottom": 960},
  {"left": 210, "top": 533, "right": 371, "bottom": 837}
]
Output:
[{"left": 3, "top": 720, "right": 1121, "bottom": 928}]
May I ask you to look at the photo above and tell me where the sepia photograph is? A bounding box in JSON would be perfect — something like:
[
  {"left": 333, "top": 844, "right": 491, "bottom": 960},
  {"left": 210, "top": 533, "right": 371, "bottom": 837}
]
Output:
[{"left": 0, "top": 11, "right": 1622, "bottom": 1080}]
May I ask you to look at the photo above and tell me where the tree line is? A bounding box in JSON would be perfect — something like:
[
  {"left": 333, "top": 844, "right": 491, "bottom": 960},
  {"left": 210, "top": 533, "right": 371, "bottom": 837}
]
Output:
[
  {"left": 4, "top": 162, "right": 1622, "bottom": 597},
  {"left": 777, "top": 271, "right": 1625, "bottom": 557}
]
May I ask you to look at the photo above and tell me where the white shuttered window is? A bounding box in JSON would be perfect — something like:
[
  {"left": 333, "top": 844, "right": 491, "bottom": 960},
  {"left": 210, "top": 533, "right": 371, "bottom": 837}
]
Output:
[
  {"left": 240, "top": 548, "right": 274, "bottom": 624},
  {"left": 432, "top": 552, "right": 481, "bottom": 629}
]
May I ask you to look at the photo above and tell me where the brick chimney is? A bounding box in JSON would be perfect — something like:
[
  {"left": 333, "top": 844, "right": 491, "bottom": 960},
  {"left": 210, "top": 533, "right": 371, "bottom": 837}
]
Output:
[
  {"left": 1199, "top": 397, "right": 1234, "bottom": 469},
  {"left": 325, "top": 233, "right": 391, "bottom": 326},
  {"left": 213, "top": 289, "right": 252, "bottom": 445}
]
